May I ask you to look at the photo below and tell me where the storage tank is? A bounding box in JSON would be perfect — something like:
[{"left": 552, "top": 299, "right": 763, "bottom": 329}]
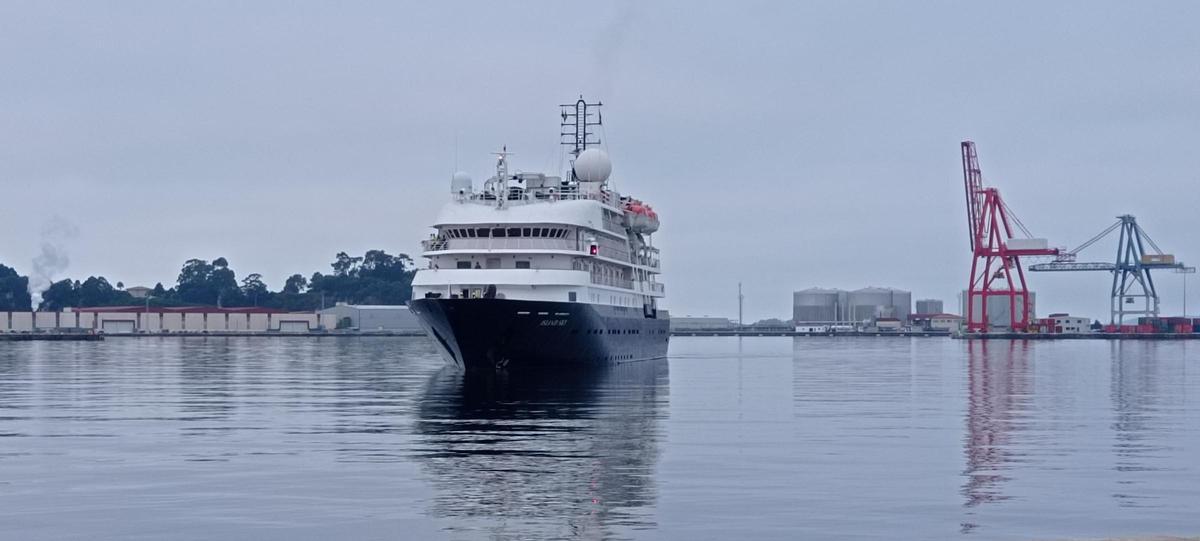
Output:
[
  {"left": 848, "top": 287, "right": 911, "bottom": 323},
  {"left": 961, "top": 290, "right": 1036, "bottom": 330},
  {"left": 916, "top": 299, "right": 944, "bottom": 315},
  {"left": 793, "top": 288, "right": 844, "bottom": 323}
]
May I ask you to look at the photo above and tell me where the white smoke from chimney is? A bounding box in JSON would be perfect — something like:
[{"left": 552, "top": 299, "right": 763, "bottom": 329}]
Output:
[{"left": 29, "top": 216, "right": 79, "bottom": 310}]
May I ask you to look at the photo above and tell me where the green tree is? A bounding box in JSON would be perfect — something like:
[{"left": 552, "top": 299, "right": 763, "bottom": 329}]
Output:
[
  {"left": 77, "top": 276, "right": 131, "bottom": 306},
  {"left": 0, "top": 263, "right": 33, "bottom": 311},
  {"left": 39, "top": 279, "right": 80, "bottom": 310},
  {"left": 282, "top": 274, "right": 307, "bottom": 295},
  {"left": 240, "top": 273, "right": 269, "bottom": 306},
  {"left": 176, "top": 258, "right": 216, "bottom": 304}
]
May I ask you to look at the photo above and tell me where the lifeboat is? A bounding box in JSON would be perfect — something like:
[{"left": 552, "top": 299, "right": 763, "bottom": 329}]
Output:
[{"left": 623, "top": 199, "right": 660, "bottom": 234}]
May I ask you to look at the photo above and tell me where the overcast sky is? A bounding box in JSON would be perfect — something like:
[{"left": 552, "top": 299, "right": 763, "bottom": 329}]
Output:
[{"left": 1, "top": 1, "right": 1197, "bottom": 321}]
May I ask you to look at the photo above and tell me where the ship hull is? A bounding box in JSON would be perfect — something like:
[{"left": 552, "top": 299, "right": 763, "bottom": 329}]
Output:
[{"left": 408, "top": 298, "right": 670, "bottom": 369}]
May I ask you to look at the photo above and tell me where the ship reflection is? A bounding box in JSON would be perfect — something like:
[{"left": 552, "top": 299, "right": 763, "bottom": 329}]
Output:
[
  {"left": 961, "top": 339, "right": 1032, "bottom": 530},
  {"left": 414, "top": 360, "right": 669, "bottom": 540}
]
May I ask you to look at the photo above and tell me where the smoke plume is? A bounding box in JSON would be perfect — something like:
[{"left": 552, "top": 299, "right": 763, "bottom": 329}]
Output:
[{"left": 29, "top": 216, "right": 79, "bottom": 310}]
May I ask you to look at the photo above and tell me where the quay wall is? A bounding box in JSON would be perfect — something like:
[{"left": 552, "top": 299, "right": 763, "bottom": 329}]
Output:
[{"left": 0, "top": 310, "right": 339, "bottom": 334}]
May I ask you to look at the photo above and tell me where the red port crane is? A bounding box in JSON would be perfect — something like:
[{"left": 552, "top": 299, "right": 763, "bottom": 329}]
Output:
[{"left": 961, "top": 141, "right": 1059, "bottom": 332}]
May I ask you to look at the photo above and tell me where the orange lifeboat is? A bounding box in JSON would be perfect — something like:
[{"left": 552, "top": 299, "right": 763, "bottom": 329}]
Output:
[{"left": 623, "top": 200, "right": 660, "bottom": 234}]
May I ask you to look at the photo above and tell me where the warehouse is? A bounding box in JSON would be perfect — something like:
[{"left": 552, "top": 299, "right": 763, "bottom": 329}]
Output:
[
  {"left": 317, "top": 303, "right": 421, "bottom": 332},
  {"left": 1, "top": 307, "right": 334, "bottom": 334},
  {"left": 669, "top": 317, "right": 735, "bottom": 332}
]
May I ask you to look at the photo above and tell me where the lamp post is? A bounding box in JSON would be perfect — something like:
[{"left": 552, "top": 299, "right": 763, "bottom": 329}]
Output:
[{"left": 1176, "top": 267, "right": 1196, "bottom": 317}]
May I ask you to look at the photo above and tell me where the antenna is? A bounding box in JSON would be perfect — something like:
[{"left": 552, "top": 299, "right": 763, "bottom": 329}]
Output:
[
  {"left": 491, "top": 145, "right": 513, "bottom": 208},
  {"left": 560, "top": 96, "right": 603, "bottom": 156},
  {"left": 738, "top": 282, "right": 744, "bottom": 329}
]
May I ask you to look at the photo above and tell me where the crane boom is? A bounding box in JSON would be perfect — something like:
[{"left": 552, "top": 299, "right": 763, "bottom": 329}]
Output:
[
  {"left": 962, "top": 141, "right": 984, "bottom": 251},
  {"left": 960, "top": 141, "right": 1058, "bottom": 332}
]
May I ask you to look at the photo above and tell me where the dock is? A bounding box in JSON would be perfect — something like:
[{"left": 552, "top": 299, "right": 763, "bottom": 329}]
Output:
[
  {"left": 954, "top": 332, "right": 1200, "bottom": 340},
  {"left": 0, "top": 333, "right": 104, "bottom": 342},
  {"left": 671, "top": 330, "right": 951, "bottom": 338}
]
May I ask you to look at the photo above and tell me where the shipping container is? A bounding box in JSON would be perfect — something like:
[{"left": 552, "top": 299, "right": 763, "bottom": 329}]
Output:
[
  {"left": 1141, "top": 254, "right": 1176, "bottom": 265},
  {"left": 1175, "top": 324, "right": 1192, "bottom": 333},
  {"left": 1120, "top": 325, "right": 1139, "bottom": 334},
  {"left": 1008, "top": 238, "right": 1050, "bottom": 251},
  {"left": 1136, "top": 324, "right": 1155, "bottom": 334},
  {"left": 1103, "top": 324, "right": 1119, "bottom": 333}
]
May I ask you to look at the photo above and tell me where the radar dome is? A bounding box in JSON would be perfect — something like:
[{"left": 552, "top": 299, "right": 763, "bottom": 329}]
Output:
[
  {"left": 450, "top": 171, "right": 472, "bottom": 194},
  {"left": 573, "top": 148, "right": 612, "bottom": 183}
]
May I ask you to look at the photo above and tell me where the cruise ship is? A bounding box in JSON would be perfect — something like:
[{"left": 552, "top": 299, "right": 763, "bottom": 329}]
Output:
[{"left": 409, "top": 98, "right": 669, "bottom": 369}]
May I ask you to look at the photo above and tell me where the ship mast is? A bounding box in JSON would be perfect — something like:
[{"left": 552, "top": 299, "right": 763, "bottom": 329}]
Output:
[{"left": 560, "top": 97, "right": 603, "bottom": 181}]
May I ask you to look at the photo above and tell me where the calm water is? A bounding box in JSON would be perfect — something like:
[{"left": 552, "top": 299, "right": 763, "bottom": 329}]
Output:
[{"left": 1, "top": 337, "right": 1197, "bottom": 540}]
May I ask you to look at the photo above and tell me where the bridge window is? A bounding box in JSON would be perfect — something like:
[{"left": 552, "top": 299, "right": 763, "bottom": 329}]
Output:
[
  {"left": 456, "top": 261, "right": 471, "bottom": 269},
  {"left": 492, "top": 228, "right": 506, "bottom": 238},
  {"left": 476, "top": 228, "right": 490, "bottom": 238}
]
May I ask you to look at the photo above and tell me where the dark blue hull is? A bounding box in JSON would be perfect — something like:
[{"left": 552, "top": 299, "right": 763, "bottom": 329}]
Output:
[{"left": 408, "top": 298, "right": 670, "bottom": 369}]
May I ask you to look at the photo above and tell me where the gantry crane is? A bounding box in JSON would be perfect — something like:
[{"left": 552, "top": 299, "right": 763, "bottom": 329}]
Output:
[
  {"left": 1029, "top": 215, "right": 1187, "bottom": 323},
  {"left": 961, "top": 141, "right": 1060, "bottom": 332}
]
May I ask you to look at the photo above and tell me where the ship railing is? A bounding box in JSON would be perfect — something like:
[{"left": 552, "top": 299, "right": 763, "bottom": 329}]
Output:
[
  {"left": 426, "top": 238, "right": 578, "bottom": 252},
  {"left": 647, "top": 282, "right": 665, "bottom": 294},
  {"left": 590, "top": 273, "right": 634, "bottom": 290},
  {"left": 421, "top": 239, "right": 449, "bottom": 251},
  {"left": 464, "top": 186, "right": 622, "bottom": 208}
]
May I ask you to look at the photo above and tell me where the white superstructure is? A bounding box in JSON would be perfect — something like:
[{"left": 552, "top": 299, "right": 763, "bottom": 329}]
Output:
[{"left": 411, "top": 99, "right": 664, "bottom": 314}]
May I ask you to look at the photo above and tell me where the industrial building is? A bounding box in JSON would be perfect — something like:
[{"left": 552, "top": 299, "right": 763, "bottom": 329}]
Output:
[
  {"left": 1042, "top": 314, "right": 1090, "bottom": 333},
  {"left": 793, "top": 287, "right": 912, "bottom": 326},
  {"left": 960, "top": 291, "right": 1037, "bottom": 331},
  {"left": 669, "top": 317, "right": 735, "bottom": 332},
  {"left": 1, "top": 307, "right": 333, "bottom": 334},
  {"left": 915, "top": 299, "right": 943, "bottom": 315},
  {"left": 317, "top": 303, "right": 420, "bottom": 332}
]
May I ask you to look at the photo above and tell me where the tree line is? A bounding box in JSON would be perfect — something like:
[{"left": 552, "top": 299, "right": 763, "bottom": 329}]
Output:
[{"left": 0, "top": 250, "right": 416, "bottom": 312}]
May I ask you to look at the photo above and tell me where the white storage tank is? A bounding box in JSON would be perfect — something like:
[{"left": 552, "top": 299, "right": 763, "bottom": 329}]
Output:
[
  {"left": 961, "top": 290, "right": 1037, "bottom": 330},
  {"left": 793, "top": 288, "right": 845, "bottom": 323},
  {"left": 848, "top": 287, "right": 911, "bottom": 323}
]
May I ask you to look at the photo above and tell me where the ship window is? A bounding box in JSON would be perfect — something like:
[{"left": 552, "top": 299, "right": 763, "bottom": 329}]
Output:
[
  {"left": 476, "top": 228, "right": 489, "bottom": 238},
  {"left": 492, "top": 228, "right": 506, "bottom": 237},
  {"left": 507, "top": 228, "right": 520, "bottom": 237},
  {"left": 467, "top": 229, "right": 476, "bottom": 238},
  {"left": 522, "top": 227, "right": 531, "bottom": 237},
  {"left": 515, "top": 261, "right": 530, "bottom": 269},
  {"left": 569, "top": 292, "right": 577, "bottom": 302},
  {"left": 456, "top": 261, "right": 471, "bottom": 269},
  {"left": 533, "top": 227, "right": 542, "bottom": 237}
]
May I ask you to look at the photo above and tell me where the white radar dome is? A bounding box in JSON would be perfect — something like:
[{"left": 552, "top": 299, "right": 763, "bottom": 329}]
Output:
[
  {"left": 573, "top": 148, "right": 612, "bottom": 183},
  {"left": 450, "top": 171, "right": 473, "bottom": 193}
]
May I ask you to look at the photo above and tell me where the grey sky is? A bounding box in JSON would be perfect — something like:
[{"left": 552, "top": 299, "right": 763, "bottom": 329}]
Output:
[{"left": 1, "top": 1, "right": 1197, "bottom": 321}]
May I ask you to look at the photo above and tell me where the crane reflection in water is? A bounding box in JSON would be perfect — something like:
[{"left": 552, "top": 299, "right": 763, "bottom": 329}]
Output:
[
  {"left": 961, "top": 339, "right": 1032, "bottom": 532},
  {"left": 414, "top": 359, "right": 669, "bottom": 540}
]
